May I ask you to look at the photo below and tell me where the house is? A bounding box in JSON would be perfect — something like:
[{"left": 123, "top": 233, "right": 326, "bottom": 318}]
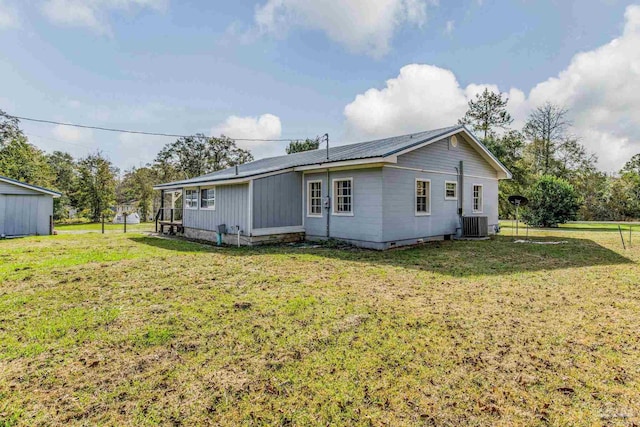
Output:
[
  {"left": 153, "top": 125, "right": 511, "bottom": 249},
  {"left": 0, "top": 176, "right": 61, "bottom": 237}
]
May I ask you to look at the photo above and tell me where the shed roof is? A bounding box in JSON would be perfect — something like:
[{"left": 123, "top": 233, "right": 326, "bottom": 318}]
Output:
[
  {"left": 0, "top": 176, "right": 62, "bottom": 197},
  {"left": 154, "top": 125, "right": 510, "bottom": 189}
]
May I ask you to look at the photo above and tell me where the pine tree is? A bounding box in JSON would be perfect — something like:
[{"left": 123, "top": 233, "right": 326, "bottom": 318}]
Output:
[{"left": 458, "top": 88, "right": 512, "bottom": 141}]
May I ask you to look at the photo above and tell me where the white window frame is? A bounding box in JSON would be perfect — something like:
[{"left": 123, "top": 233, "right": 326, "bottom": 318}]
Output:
[
  {"left": 200, "top": 186, "right": 216, "bottom": 210},
  {"left": 472, "top": 184, "right": 483, "bottom": 213},
  {"left": 332, "top": 177, "right": 354, "bottom": 216},
  {"left": 444, "top": 180, "right": 458, "bottom": 201},
  {"left": 307, "top": 180, "right": 323, "bottom": 218},
  {"left": 185, "top": 188, "right": 199, "bottom": 210},
  {"left": 415, "top": 178, "right": 431, "bottom": 216}
]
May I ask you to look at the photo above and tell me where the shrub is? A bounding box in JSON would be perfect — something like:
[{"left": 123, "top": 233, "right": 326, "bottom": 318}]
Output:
[{"left": 522, "top": 175, "right": 581, "bottom": 227}]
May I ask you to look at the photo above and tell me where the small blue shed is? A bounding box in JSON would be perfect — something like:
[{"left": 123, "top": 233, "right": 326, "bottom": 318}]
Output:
[{"left": 0, "top": 176, "right": 61, "bottom": 237}]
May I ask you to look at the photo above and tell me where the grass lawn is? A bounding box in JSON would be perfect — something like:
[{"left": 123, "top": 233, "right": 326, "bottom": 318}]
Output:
[{"left": 1, "top": 226, "right": 639, "bottom": 425}]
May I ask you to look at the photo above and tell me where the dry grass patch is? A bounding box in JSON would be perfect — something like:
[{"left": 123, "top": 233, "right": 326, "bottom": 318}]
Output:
[{"left": 1, "top": 229, "right": 639, "bottom": 426}]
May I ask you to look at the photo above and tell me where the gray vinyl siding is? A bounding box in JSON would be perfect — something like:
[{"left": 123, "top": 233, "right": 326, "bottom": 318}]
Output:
[
  {"left": 0, "top": 194, "right": 53, "bottom": 236},
  {"left": 378, "top": 134, "right": 499, "bottom": 243},
  {"left": 382, "top": 168, "right": 460, "bottom": 241},
  {"left": 464, "top": 177, "right": 499, "bottom": 227},
  {"left": 182, "top": 184, "right": 249, "bottom": 235},
  {"left": 304, "top": 168, "right": 383, "bottom": 243},
  {"left": 396, "top": 135, "right": 498, "bottom": 179},
  {"left": 252, "top": 171, "right": 302, "bottom": 229},
  {"left": 0, "top": 195, "right": 4, "bottom": 234}
]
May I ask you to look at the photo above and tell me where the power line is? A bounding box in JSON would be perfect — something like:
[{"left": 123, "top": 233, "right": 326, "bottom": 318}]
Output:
[{"left": 9, "top": 114, "right": 301, "bottom": 142}]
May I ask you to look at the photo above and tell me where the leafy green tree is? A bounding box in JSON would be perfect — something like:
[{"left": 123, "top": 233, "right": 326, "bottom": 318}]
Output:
[
  {"left": 483, "top": 130, "right": 533, "bottom": 218},
  {"left": 118, "top": 167, "right": 155, "bottom": 221},
  {"left": 522, "top": 175, "right": 581, "bottom": 227},
  {"left": 286, "top": 138, "right": 320, "bottom": 154},
  {"left": 458, "top": 88, "right": 512, "bottom": 141},
  {"left": 76, "top": 152, "right": 118, "bottom": 222},
  {"left": 47, "top": 151, "right": 78, "bottom": 220},
  {"left": 155, "top": 134, "right": 253, "bottom": 179},
  {"left": 553, "top": 138, "right": 598, "bottom": 181},
  {"left": 0, "top": 137, "right": 55, "bottom": 187},
  {"left": 0, "top": 110, "right": 22, "bottom": 142},
  {"left": 621, "top": 154, "right": 640, "bottom": 175}
]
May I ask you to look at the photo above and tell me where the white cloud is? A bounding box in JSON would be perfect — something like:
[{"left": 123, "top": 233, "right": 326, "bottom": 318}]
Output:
[
  {"left": 51, "top": 124, "right": 93, "bottom": 143},
  {"left": 444, "top": 20, "right": 454, "bottom": 35},
  {"left": 253, "top": 0, "right": 436, "bottom": 58},
  {"left": 344, "top": 64, "right": 472, "bottom": 138},
  {"left": 41, "top": 0, "right": 168, "bottom": 34},
  {"left": 212, "top": 114, "right": 284, "bottom": 159},
  {"left": 117, "top": 132, "right": 165, "bottom": 169},
  {"left": 0, "top": 0, "right": 19, "bottom": 29},
  {"left": 344, "top": 5, "right": 640, "bottom": 171},
  {"left": 525, "top": 4, "right": 640, "bottom": 171}
]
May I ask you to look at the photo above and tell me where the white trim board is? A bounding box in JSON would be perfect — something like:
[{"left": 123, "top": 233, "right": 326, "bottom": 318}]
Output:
[
  {"left": 331, "top": 177, "right": 354, "bottom": 217},
  {"left": 306, "top": 179, "right": 323, "bottom": 218},
  {"left": 384, "top": 165, "right": 498, "bottom": 181}
]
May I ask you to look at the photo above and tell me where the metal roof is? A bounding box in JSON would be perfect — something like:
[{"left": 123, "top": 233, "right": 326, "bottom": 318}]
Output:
[
  {"left": 155, "top": 125, "right": 468, "bottom": 189},
  {"left": 0, "top": 175, "right": 62, "bottom": 197}
]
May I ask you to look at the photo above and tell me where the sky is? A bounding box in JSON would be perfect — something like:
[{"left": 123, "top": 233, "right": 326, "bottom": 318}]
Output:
[{"left": 0, "top": 0, "right": 638, "bottom": 173}]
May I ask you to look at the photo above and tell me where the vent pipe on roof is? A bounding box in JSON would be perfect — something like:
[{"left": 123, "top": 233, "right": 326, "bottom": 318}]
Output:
[
  {"left": 323, "top": 133, "right": 329, "bottom": 160},
  {"left": 235, "top": 165, "right": 239, "bottom": 175}
]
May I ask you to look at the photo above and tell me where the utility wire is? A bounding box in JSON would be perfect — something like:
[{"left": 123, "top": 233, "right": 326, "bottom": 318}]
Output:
[{"left": 9, "top": 114, "right": 301, "bottom": 142}]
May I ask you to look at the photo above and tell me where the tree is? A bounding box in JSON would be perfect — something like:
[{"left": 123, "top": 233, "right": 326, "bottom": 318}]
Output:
[
  {"left": 286, "top": 138, "right": 320, "bottom": 154},
  {"left": 621, "top": 154, "right": 640, "bottom": 176},
  {"left": 155, "top": 134, "right": 253, "bottom": 179},
  {"left": 522, "top": 175, "right": 581, "bottom": 227},
  {"left": 458, "top": 88, "right": 512, "bottom": 141},
  {"left": 47, "top": 151, "right": 78, "bottom": 220},
  {"left": 118, "top": 167, "right": 155, "bottom": 221},
  {"left": 523, "top": 103, "right": 571, "bottom": 175},
  {"left": 484, "top": 130, "right": 532, "bottom": 218},
  {"left": 76, "top": 152, "right": 118, "bottom": 222},
  {"left": 0, "top": 137, "right": 54, "bottom": 187},
  {"left": 0, "top": 110, "right": 22, "bottom": 143},
  {"left": 554, "top": 138, "right": 598, "bottom": 181}
]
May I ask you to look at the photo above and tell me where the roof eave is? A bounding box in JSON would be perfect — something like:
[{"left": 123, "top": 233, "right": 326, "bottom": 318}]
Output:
[{"left": 0, "top": 176, "right": 62, "bottom": 197}]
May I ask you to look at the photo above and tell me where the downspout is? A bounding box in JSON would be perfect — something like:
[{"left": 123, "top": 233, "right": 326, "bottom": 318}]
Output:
[
  {"left": 326, "top": 168, "right": 331, "bottom": 238},
  {"left": 324, "top": 133, "right": 331, "bottom": 239},
  {"left": 458, "top": 161, "right": 464, "bottom": 236}
]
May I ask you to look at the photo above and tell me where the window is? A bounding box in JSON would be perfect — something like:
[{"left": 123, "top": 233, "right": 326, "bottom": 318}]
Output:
[
  {"left": 333, "top": 178, "right": 353, "bottom": 215},
  {"left": 445, "top": 181, "right": 458, "bottom": 200},
  {"left": 416, "top": 179, "right": 431, "bottom": 215},
  {"left": 307, "top": 180, "right": 323, "bottom": 217},
  {"left": 473, "top": 184, "right": 483, "bottom": 213},
  {"left": 185, "top": 189, "right": 198, "bottom": 209},
  {"left": 200, "top": 187, "right": 215, "bottom": 210}
]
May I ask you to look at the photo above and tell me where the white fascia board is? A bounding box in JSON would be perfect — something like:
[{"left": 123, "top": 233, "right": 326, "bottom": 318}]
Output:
[
  {"left": 153, "top": 168, "right": 296, "bottom": 190},
  {"left": 293, "top": 157, "right": 395, "bottom": 172}
]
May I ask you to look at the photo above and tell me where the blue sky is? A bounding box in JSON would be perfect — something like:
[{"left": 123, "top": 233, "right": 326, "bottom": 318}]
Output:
[{"left": 0, "top": 0, "right": 638, "bottom": 172}]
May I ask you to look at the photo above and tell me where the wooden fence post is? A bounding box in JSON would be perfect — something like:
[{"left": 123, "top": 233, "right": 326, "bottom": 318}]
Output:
[{"left": 101, "top": 216, "right": 105, "bottom": 234}]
